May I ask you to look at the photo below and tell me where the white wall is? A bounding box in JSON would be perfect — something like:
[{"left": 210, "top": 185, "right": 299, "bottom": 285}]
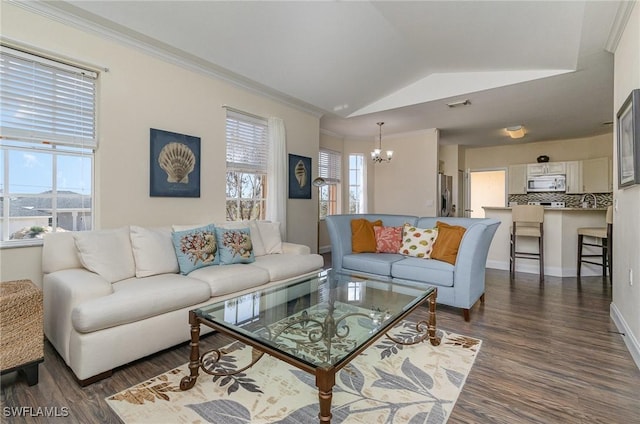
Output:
[
  {"left": 372, "top": 129, "right": 439, "bottom": 216},
  {"left": 0, "top": 3, "right": 320, "bottom": 285},
  {"left": 611, "top": 2, "right": 640, "bottom": 369}
]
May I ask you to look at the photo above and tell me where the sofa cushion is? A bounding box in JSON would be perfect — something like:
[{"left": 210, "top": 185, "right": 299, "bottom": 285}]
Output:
[
  {"left": 391, "top": 257, "right": 455, "bottom": 287},
  {"left": 399, "top": 224, "right": 438, "bottom": 258},
  {"left": 71, "top": 274, "right": 211, "bottom": 333},
  {"left": 188, "top": 264, "right": 270, "bottom": 297},
  {"left": 73, "top": 227, "right": 136, "bottom": 283},
  {"left": 351, "top": 219, "right": 383, "bottom": 253},
  {"left": 215, "top": 227, "right": 255, "bottom": 264},
  {"left": 342, "top": 253, "right": 403, "bottom": 276},
  {"left": 172, "top": 224, "right": 219, "bottom": 274},
  {"left": 252, "top": 253, "right": 324, "bottom": 281},
  {"left": 431, "top": 221, "right": 466, "bottom": 265},
  {"left": 374, "top": 226, "right": 402, "bottom": 253},
  {"left": 130, "top": 226, "right": 179, "bottom": 277}
]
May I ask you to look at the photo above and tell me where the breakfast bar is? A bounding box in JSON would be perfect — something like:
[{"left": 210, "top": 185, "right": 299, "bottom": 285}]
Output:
[{"left": 483, "top": 206, "right": 609, "bottom": 277}]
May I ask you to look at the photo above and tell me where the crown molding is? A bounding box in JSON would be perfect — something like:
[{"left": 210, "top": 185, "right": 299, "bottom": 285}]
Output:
[
  {"left": 319, "top": 128, "right": 345, "bottom": 139},
  {"left": 605, "top": 1, "right": 637, "bottom": 53},
  {"left": 10, "top": 0, "right": 325, "bottom": 119}
]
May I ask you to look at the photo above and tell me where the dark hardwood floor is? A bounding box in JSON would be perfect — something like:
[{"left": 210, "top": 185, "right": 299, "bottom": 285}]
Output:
[{"left": 2, "top": 254, "right": 639, "bottom": 423}]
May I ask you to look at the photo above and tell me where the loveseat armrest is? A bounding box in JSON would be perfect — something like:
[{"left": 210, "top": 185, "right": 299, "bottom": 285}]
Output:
[
  {"left": 282, "top": 242, "right": 310, "bottom": 255},
  {"left": 451, "top": 219, "right": 500, "bottom": 307},
  {"left": 43, "top": 269, "right": 113, "bottom": 365}
]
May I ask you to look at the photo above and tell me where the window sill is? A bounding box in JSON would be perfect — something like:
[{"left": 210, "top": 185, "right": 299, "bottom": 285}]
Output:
[{"left": 0, "top": 239, "right": 44, "bottom": 249}]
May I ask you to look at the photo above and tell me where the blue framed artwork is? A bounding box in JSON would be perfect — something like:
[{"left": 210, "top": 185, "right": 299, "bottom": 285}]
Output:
[
  {"left": 150, "top": 128, "right": 201, "bottom": 197},
  {"left": 288, "top": 154, "right": 311, "bottom": 199}
]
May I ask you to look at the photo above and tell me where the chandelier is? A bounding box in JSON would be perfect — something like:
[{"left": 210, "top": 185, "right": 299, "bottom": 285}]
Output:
[{"left": 371, "top": 122, "right": 393, "bottom": 163}]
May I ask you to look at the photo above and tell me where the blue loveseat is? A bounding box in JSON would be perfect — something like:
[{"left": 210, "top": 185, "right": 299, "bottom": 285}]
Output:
[{"left": 325, "top": 214, "right": 500, "bottom": 321}]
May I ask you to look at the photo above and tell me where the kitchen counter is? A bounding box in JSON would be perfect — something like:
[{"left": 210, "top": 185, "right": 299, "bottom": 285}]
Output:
[{"left": 483, "top": 206, "right": 608, "bottom": 277}]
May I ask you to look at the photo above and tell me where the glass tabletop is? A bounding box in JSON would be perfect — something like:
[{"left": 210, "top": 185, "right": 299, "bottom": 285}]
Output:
[{"left": 195, "top": 270, "right": 435, "bottom": 369}]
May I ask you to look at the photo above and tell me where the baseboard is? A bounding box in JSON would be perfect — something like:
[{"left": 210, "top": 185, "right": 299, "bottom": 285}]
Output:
[
  {"left": 319, "top": 245, "right": 331, "bottom": 254},
  {"left": 610, "top": 302, "right": 640, "bottom": 371},
  {"left": 486, "top": 259, "right": 602, "bottom": 278}
]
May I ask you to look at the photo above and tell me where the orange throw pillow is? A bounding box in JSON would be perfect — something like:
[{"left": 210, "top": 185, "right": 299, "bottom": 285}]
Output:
[
  {"left": 351, "top": 219, "right": 383, "bottom": 253},
  {"left": 431, "top": 221, "right": 466, "bottom": 265}
]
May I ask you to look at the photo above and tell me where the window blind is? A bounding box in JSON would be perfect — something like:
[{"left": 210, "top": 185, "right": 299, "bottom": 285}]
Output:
[
  {"left": 0, "top": 46, "right": 98, "bottom": 148},
  {"left": 225, "top": 110, "right": 268, "bottom": 173},
  {"left": 319, "top": 148, "right": 341, "bottom": 184}
]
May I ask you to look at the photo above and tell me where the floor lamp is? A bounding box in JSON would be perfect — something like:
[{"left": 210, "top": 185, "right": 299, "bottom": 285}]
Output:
[{"left": 313, "top": 177, "right": 327, "bottom": 253}]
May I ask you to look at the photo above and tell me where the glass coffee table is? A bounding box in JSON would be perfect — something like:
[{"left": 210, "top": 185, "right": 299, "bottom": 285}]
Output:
[{"left": 180, "top": 269, "right": 440, "bottom": 423}]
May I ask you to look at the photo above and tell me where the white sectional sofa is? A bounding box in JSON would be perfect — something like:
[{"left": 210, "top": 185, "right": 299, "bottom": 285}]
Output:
[{"left": 41, "top": 221, "right": 323, "bottom": 385}]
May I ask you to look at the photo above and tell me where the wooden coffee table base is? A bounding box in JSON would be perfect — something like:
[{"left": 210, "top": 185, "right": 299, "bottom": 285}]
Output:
[{"left": 181, "top": 289, "right": 440, "bottom": 423}]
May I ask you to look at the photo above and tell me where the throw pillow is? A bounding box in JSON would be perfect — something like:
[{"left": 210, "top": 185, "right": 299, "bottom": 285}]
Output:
[
  {"left": 73, "top": 227, "right": 136, "bottom": 283},
  {"left": 374, "top": 226, "right": 402, "bottom": 253},
  {"left": 171, "top": 224, "right": 219, "bottom": 275},
  {"left": 431, "top": 221, "right": 467, "bottom": 265},
  {"left": 351, "top": 218, "right": 383, "bottom": 253},
  {"left": 257, "top": 221, "right": 283, "bottom": 254},
  {"left": 130, "top": 226, "right": 179, "bottom": 277},
  {"left": 215, "top": 221, "right": 266, "bottom": 257},
  {"left": 215, "top": 227, "right": 256, "bottom": 265},
  {"left": 399, "top": 224, "right": 439, "bottom": 259}
]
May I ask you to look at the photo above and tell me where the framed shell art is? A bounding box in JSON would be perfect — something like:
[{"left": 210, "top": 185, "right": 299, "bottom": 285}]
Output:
[
  {"left": 288, "top": 154, "right": 312, "bottom": 199},
  {"left": 150, "top": 128, "right": 201, "bottom": 197},
  {"left": 617, "top": 89, "right": 640, "bottom": 188}
]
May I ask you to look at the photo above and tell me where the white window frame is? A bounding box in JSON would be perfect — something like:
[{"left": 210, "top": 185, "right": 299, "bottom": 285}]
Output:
[
  {"left": 0, "top": 45, "right": 97, "bottom": 247},
  {"left": 318, "top": 148, "right": 341, "bottom": 220},
  {"left": 225, "top": 110, "right": 268, "bottom": 221},
  {"left": 349, "top": 154, "right": 365, "bottom": 214}
]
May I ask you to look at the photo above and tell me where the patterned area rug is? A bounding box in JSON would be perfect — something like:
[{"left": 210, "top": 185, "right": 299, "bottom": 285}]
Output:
[{"left": 106, "top": 322, "right": 480, "bottom": 424}]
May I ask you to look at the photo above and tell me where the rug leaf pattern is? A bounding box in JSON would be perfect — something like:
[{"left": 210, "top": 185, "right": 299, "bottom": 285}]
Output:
[{"left": 107, "top": 323, "right": 480, "bottom": 424}]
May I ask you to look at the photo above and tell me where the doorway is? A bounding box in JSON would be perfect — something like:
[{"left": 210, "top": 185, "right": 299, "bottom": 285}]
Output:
[{"left": 466, "top": 169, "right": 507, "bottom": 218}]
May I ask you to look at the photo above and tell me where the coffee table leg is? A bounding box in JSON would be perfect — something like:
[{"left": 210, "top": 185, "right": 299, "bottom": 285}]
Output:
[
  {"left": 180, "top": 310, "right": 201, "bottom": 390},
  {"left": 428, "top": 289, "right": 441, "bottom": 346},
  {"left": 316, "top": 367, "right": 336, "bottom": 423}
]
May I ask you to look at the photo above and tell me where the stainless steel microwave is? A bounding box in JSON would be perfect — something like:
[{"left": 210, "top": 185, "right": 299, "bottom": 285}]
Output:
[{"left": 527, "top": 174, "right": 566, "bottom": 192}]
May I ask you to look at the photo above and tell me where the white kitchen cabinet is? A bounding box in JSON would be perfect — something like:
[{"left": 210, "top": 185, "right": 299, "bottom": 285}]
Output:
[
  {"left": 508, "top": 164, "right": 528, "bottom": 194},
  {"left": 565, "top": 161, "right": 582, "bottom": 194},
  {"left": 582, "top": 157, "right": 611, "bottom": 193},
  {"left": 527, "top": 161, "right": 566, "bottom": 176}
]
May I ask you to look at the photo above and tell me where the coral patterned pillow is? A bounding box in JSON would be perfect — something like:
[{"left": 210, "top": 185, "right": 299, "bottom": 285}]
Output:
[
  {"left": 399, "top": 224, "right": 439, "bottom": 258},
  {"left": 171, "top": 224, "right": 219, "bottom": 275},
  {"left": 374, "top": 226, "right": 403, "bottom": 253}
]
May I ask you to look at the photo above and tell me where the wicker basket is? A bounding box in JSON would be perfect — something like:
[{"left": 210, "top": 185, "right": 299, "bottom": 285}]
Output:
[{"left": 0, "top": 280, "right": 44, "bottom": 371}]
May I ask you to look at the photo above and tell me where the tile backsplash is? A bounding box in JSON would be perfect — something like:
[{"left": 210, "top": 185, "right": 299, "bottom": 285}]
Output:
[{"left": 508, "top": 192, "right": 612, "bottom": 208}]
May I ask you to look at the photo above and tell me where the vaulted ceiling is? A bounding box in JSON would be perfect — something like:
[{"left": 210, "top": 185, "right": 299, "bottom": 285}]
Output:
[{"left": 29, "top": 1, "right": 631, "bottom": 146}]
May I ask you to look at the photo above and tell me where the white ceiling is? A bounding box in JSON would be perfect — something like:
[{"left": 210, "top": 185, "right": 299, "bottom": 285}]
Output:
[{"left": 34, "top": 1, "right": 628, "bottom": 147}]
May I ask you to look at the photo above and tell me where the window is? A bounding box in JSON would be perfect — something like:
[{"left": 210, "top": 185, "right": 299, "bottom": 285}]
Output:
[
  {"left": 0, "top": 46, "right": 97, "bottom": 245},
  {"left": 349, "top": 154, "right": 365, "bottom": 213},
  {"left": 318, "top": 148, "right": 341, "bottom": 219},
  {"left": 225, "top": 110, "right": 268, "bottom": 221}
]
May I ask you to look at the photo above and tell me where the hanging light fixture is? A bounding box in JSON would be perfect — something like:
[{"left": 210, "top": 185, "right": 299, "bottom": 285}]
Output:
[{"left": 371, "top": 122, "right": 393, "bottom": 163}]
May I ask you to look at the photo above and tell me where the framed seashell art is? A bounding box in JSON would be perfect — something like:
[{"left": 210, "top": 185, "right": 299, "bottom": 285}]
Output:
[
  {"left": 150, "top": 128, "right": 201, "bottom": 197},
  {"left": 288, "top": 154, "right": 312, "bottom": 199}
]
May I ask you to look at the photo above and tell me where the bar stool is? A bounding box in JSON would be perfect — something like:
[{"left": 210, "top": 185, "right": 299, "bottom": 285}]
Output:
[
  {"left": 577, "top": 205, "right": 613, "bottom": 279},
  {"left": 510, "top": 205, "right": 545, "bottom": 281}
]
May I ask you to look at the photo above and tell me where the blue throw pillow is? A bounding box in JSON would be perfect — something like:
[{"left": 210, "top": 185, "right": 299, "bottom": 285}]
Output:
[
  {"left": 172, "top": 224, "right": 219, "bottom": 275},
  {"left": 215, "top": 227, "right": 255, "bottom": 265}
]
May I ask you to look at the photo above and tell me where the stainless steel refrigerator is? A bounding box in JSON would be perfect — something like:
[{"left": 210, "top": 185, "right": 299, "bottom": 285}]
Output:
[{"left": 437, "top": 173, "right": 453, "bottom": 217}]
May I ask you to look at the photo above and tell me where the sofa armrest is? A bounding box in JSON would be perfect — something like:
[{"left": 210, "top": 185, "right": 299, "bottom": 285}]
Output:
[
  {"left": 451, "top": 220, "right": 500, "bottom": 306},
  {"left": 43, "top": 269, "right": 113, "bottom": 364},
  {"left": 282, "top": 242, "right": 310, "bottom": 255}
]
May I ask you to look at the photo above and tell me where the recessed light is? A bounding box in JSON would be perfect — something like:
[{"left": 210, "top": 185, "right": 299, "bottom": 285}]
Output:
[{"left": 505, "top": 125, "right": 526, "bottom": 139}]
